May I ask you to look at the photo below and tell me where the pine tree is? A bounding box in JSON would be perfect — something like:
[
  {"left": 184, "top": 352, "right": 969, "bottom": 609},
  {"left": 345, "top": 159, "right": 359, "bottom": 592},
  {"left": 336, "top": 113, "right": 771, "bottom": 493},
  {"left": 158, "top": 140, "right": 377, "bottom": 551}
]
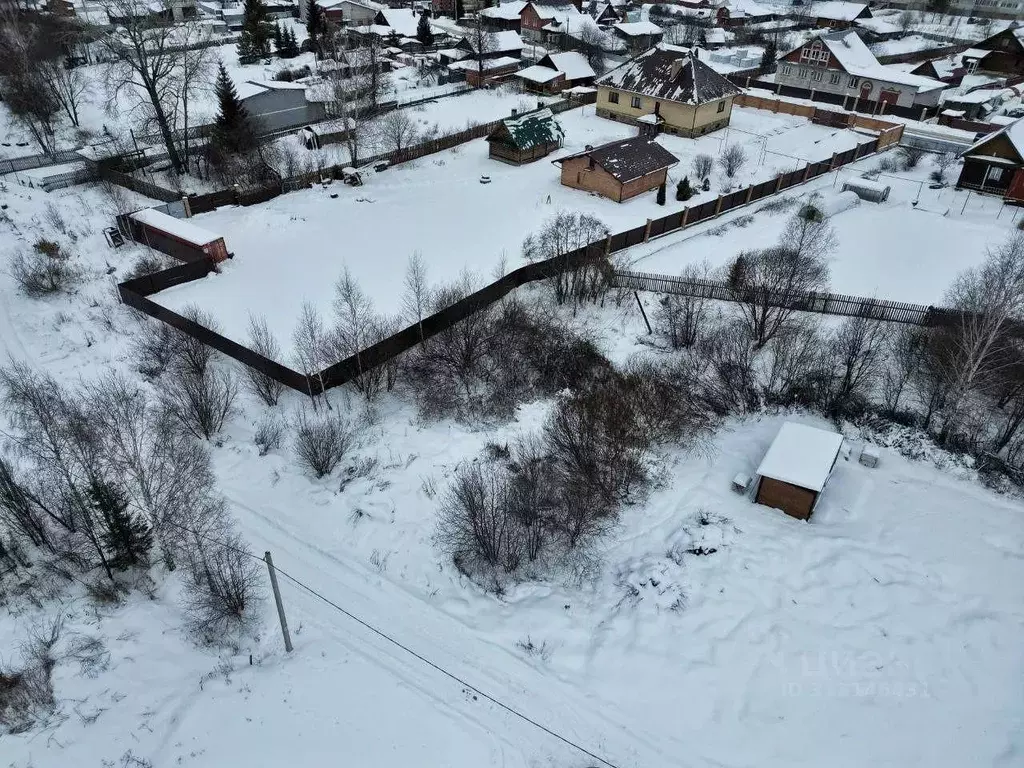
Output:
[
  {"left": 273, "top": 21, "right": 284, "bottom": 53},
  {"left": 307, "top": 0, "right": 323, "bottom": 49},
  {"left": 656, "top": 181, "right": 666, "bottom": 205},
  {"left": 210, "top": 62, "right": 257, "bottom": 160},
  {"left": 759, "top": 37, "right": 778, "bottom": 75},
  {"left": 417, "top": 10, "right": 434, "bottom": 47},
  {"left": 90, "top": 480, "right": 153, "bottom": 572},
  {"left": 241, "top": 0, "right": 273, "bottom": 57},
  {"left": 676, "top": 176, "right": 693, "bottom": 201},
  {"left": 285, "top": 27, "right": 300, "bottom": 57}
]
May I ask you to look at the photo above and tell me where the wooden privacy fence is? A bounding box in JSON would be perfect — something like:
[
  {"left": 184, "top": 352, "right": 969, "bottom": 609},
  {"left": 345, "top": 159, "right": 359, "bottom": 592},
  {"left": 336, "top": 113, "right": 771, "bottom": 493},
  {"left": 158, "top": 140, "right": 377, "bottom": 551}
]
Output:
[
  {"left": 119, "top": 102, "right": 892, "bottom": 394},
  {"left": 728, "top": 77, "right": 938, "bottom": 122},
  {"left": 118, "top": 244, "right": 607, "bottom": 394},
  {"left": 0, "top": 149, "right": 84, "bottom": 176}
]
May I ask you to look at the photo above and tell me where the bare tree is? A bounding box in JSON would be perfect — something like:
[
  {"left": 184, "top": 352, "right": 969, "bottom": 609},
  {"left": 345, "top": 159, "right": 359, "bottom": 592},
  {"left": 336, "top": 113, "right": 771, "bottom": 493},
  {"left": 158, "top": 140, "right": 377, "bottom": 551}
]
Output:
[
  {"left": 332, "top": 266, "right": 380, "bottom": 398},
  {"left": 522, "top": 211, "right": 609, "bottom": 306},
  {"left": 160, "top": 366, "right": 238, "bottom": 441},
  {"left": 292, "top": 301, "right": 330, "bottom": 399},
  {"left": 575, "top": 22, "right": 608, "bottom": 76},
  {"left": 0, "top": 17, "right": 61, "bottom": 152},
  {"left": 402, "top": 251, "right": 431, "bottom": 341},
  {"left": 719, "top": 144, "right": 747, "bottom": 179},
  {"left": 691, "top": 153, "right": 713, "bottom": 183},
  {"left": 374, "top": 108, "right": 419, "bottom": 154},
  {"left": 182, "top": 531, "right": 262, "bottom": 640},
  {"left": 896, "top": 10, "right": 917, "bottom": 33},
  {"left": 98, "top": 0, "right": 189, "bottom": 172},
  {"left": 165, "top": 21, "right": 216, "bottom": 173},
  {"left": 824, "top": 312, "right": 892, "bottom": 416},
  {"left": 654, "top": 261, "right": 713, "bottom": 348},
  {"left": 881, "top": 326, "right": 929, "bottom": 417},
  {"left": 244, "top": 314, "right": 286, "bottom": 406},
  {"left": 937, "top": 233, "right": 1024, "bottom": 444},
  {"left": 464, "top": 17, "right": 495, "bottom": 87}
]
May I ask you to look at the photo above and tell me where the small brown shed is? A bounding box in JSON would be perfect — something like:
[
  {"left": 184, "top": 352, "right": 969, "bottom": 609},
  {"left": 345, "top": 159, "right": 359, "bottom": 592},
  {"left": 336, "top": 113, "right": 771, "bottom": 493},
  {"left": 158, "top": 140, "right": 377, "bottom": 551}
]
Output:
[
  {"left": 486, "top": 108, "right": 564, "bottom": 165},
  {"left": 127, "top": 208, "right": 229, "bottom": 264},
  {"left": 553, "top": 136, "right": 678, "bottom": 202},
  {"left": 754, "top": 423, "right": 844, "bottom": 521}
]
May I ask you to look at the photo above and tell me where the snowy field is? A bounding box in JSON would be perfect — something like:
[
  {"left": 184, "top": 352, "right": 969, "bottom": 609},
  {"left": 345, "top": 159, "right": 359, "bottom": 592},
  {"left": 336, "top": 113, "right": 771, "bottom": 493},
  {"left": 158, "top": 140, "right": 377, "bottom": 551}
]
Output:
[
  {"left": 151, "top": 105, "right": 873, "bottom": 354},
  {"left": 624, "top": 153, "right": 1020, "bottom": 305},
  {"left": 0, "top": 145, "right": 1023, "bottom": 768}
]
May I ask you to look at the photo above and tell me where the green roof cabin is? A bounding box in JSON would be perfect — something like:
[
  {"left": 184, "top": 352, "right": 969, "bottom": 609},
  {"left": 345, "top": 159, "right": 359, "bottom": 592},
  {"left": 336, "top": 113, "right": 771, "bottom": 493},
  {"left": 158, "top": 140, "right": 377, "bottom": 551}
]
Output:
[{"left": 486, "top": 107, "right": 565, "bottom": 166}]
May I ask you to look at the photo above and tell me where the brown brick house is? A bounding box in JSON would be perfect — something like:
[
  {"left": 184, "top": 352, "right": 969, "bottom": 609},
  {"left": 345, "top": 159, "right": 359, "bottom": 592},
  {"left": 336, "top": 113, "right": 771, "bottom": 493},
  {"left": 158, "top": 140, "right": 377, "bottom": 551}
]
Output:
[
  {"left": 956, "top": 118, "right": 1024, "bottom": 203},
  {"left": 554, "top": 136, "right": 678, "bottom": 202}
]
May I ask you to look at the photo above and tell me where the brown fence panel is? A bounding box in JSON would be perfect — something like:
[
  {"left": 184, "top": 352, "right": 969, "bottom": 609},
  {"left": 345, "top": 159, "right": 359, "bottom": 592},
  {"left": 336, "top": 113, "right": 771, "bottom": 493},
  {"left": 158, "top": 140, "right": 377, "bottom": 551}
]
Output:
[
  {"left": 834, "top": 148, "right": 857, "bottom": 166},
  {"left": 648, "top": 216, "right": 668, "bottom": 238},
  {"left": 99, "top": 167, "right": 180, "bottom": 203},
  {"left": 622, "top": 225, "right": 647, "bottom": 248},
  {"left": 720, "top": 189, "right": 747, "bottom": 213},
  {"left": 188, "top": 188, "right": 237, "bottom": 214},
  {"left": 659, "top": 210, "right": 684, "bottom": 232},
  {"left": 608, "top": 231, "right": 629, "bottom": 252},
  {"left": 749, "top": 179, "right": 777, "bottom": 203}
]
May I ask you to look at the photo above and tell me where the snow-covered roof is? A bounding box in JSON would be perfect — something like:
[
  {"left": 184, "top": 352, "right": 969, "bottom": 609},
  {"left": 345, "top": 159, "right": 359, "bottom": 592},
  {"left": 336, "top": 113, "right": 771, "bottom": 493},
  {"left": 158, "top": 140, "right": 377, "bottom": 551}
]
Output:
[
  {"left": 942, "top": 86, "right": 1007, "bottom": 105},
  {"left": 598, "top": 45, "right": 743, "bottom": 105},
  {"left": 515, "top": 64, "right": 563, "bottom": 83},
  {"left": 787, "top": 31, "right": 945, "bottom": 93},
  {"left": 964, "top": 117, "right": 1024, "bottom": 160},
  {"left": 808, "top": 0, "right": 868, "bottom": 21},
  {"left": 756, "top": 422, "right": 844, "bottom": 493},
  {"left": 447, "top": 55, "right": 520, "bottom": 72},
  {"left": 489, "top": 107, "right": 564, "bottom": 149},
  {"left": 490, "top": 29, "right": 525, "bottom": 51},
  {"left": 235, "top": 81, "right": 269, "bottom": 100},
  {"left": 375, "top": 8, "right": 425, "bottom": 37},
  {"left": 613, "top": 20, "right": 662, "bottom": 36},
  {"left": 542, "top": 51, "right": 595, "bottom": 80},
  {"left": 555, "top": 136, "right": 678, "bottom": 183},
  {"left": 480, "top": 0, "right": 526, "bottom": 19},
  {"left": 529, "top": 0, "right": 582, "bottom": 23},
  {"left": 130, "top": 208, "right": 222, "bottom": 247}
]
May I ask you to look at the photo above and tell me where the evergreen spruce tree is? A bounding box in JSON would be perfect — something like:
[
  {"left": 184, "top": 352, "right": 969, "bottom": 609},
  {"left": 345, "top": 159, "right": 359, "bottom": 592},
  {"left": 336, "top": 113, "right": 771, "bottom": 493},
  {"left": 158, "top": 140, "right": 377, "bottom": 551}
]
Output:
[
  {"left": 416, "top": 10, "right": 434, "bottom": 47},
  {"left": 210, "top": 62, "right": 257, "bottom": 161},
  {"left": 759, "top": 37, "right": 778, "bottom": 75},
  {"left": 656, "top": 181, "right": 666, "bottom": 205},
  {"left": 273, "top": 21, "right": 284, "bottom": 53},
  {"left": 285, "top": 27, "right": 300, "bottom": 57},
  {"left": 675, "top": 176, "right": 693, "bottom": 201},
  {"left": 307, "top": 0, "right": 323, "bottom": 50},
  {"left": 90, "top": 480, "right": 153, "bottom": 571},
  {"left": 241, "top": 0, "right": 273, "bottom": 57}
]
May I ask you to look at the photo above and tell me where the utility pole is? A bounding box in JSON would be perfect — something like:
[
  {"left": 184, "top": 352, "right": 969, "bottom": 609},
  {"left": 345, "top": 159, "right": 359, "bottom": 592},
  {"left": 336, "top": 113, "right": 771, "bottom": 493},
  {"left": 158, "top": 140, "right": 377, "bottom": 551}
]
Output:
[{"left": 264, "top": 551, "right": 294, "bottom": 653}]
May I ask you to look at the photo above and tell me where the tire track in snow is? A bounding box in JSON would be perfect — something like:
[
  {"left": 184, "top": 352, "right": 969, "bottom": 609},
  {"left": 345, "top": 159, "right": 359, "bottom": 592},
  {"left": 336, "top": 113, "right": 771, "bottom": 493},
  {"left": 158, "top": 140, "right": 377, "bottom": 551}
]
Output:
[{"left": 222, "top": 491, "right": 703, "bottom": 768}]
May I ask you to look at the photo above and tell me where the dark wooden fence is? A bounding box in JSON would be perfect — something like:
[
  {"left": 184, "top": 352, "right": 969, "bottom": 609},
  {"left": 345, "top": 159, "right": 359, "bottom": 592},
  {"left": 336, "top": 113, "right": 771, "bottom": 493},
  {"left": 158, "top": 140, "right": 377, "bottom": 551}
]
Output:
[
  {"left": 118, "top": 102, "right": 890, "bottom": 393},
  {"left": 98, "top": 166, "right": 182, "bottom": 203},
  {"left": 0, "top": 149, "right": 84, "bottom": 176}
]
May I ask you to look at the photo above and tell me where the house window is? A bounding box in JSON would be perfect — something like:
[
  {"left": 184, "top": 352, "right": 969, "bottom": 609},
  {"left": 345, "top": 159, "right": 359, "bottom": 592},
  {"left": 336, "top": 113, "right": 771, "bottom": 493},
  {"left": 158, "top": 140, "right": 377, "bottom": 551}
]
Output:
[
  {"left": 717, "top": 100, "right": 726, "bottom": 113},
  {"left": 798, "top": 67, "right": 809, "bottom": 79},
  {"left": 799, "top": 40, "right": 830, "bottom": 67},
  {"left": 781, "top": 64, "right": 792, "bottom": 75},
  {"left": 811, "top": 69, "right": 823, "bottom": 82},
  {"left": 987, "top": 166, "right": 1005, "bottom": 183},
  {"left": 829, "top": 72, "right": 840, "bottom": 84},
  {"left": 631, "top": 95, "right": 641, "bottom": 109},
  {"left": 608, "top": 90, "right": 619, "bottom": 104},
  {"left": 848, "top": 75, "right": 859, "bottom": 87}
]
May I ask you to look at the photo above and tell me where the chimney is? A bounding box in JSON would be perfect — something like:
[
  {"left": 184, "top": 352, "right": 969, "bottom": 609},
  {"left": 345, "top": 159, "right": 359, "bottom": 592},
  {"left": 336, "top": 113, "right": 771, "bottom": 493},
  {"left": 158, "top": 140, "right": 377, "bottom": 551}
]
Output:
[
  {"left": 511, "top": 108, "right": 518, "bottom": 117},
  {"left": 670, "top": 57, "right": 685, "bottom": 80}
]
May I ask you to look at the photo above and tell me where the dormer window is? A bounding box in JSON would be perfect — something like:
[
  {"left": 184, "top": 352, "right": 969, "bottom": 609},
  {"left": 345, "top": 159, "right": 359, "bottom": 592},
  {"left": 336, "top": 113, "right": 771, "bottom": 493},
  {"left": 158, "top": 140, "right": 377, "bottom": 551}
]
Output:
[{"left": 800, "top": 40, "right": 830, "bottom": 67}]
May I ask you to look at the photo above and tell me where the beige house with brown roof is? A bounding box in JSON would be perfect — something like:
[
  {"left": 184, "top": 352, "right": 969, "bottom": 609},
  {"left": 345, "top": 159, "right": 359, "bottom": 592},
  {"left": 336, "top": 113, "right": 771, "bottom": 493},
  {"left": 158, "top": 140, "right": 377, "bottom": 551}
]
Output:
[{"left": 595, "top": 45, "right": 743, "bottom": 138}]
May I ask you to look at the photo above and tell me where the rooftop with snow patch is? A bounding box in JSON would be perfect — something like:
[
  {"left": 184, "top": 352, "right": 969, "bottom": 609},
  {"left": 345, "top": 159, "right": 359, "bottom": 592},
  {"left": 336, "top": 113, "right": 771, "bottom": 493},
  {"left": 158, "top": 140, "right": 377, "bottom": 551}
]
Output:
[
  {"left": 598, "top": 45, "right": 743, "bottom": 105},
  {"left": 756, "top": 422, "right": 844, "bottom": 492}
]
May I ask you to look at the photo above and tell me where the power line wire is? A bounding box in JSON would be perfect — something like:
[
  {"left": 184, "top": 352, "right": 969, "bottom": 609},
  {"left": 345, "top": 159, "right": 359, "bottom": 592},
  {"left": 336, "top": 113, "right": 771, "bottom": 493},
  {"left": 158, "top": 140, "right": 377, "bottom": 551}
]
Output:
[{"left": 163, "top": 517, "right": 624, "bottom": 768}]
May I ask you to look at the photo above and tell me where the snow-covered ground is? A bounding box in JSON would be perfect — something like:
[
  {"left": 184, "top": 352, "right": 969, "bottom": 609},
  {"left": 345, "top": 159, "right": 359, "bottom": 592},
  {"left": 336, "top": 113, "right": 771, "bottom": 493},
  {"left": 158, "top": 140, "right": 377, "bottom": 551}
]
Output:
[
  {"left": 150, "top": 105, "right": 873, "bottom": 354},
  {"left": 624, "top": 153, "right": 1019, "bottom": 304},
  {"left": 2, "top": 75, "right": 1023, "bottom": 768}
]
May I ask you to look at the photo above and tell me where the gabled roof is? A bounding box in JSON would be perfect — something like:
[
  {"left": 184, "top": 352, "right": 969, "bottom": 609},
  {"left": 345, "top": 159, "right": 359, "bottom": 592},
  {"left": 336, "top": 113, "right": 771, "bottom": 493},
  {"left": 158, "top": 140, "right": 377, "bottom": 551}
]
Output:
[
  {"left": 488, "top": 108, "right": 564, "bottom": 149},
  {"left": 461, "top": 29, "right": 525, "bottom": 53},
  {"left": 756, "top": 422, "right": 844, "bottom": 493},
  {"left": 539, "top": 51, "right": 596, "bottom": 80},
  {"left": 613, "top": 20, "right": 662, "bottom": 36},
  {"left": 808, "top": 0, "right": 868, "bottom": 21},
  {"left": 555, "top": 136, "right": 678, "bottom": 183},
  {"left": 782, "top": 31, "right": 946, "bottom": 92},
  {"left": 597, "top": 45, "right": 742, "bottom": 105},
  {"left": 527, "top": 0, "right": 581, "bottom": 23},
  {"left": 480, "top": 0, "right": 527, "bottom": 19},
  {"left": 963, "top": 117, "right": 1024, "bottom": 161}
]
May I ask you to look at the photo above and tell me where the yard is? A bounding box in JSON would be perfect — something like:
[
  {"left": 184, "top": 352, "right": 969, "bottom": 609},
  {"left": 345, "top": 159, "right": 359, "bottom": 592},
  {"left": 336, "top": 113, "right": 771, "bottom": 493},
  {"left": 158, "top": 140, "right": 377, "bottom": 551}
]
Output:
[
  {"left": 150, "top": 105, "right": 876, "bottom": 355},
  {"left": 624, "top": 153, "right": 1019, "bottom": 305}
]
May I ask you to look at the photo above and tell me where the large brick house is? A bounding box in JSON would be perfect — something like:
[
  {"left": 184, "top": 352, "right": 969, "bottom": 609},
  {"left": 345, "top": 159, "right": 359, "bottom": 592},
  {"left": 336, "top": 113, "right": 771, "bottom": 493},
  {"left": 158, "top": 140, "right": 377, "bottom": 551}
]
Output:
[
  {"left": 775, "top": 31, "right": 945, "bottom": 110},
  {"left": 595, "top": 45, "right": 743, "bottom": 138},
  {"left": 555, "top": 136, "right": 678, "bottom": 202}
]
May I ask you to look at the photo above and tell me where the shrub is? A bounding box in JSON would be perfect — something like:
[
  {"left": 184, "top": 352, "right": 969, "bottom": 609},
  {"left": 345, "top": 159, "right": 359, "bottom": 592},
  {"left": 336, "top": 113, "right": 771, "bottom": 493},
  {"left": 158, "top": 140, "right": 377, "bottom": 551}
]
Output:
[
  {"left": 182, "top": 535, "right": 262, "bottom": 641},
  {"left": 675, "top": 176, "right": 694, "bottom": 201},
  {"left": 254, "top": 415, "right": 285, "bottom": 456},
  {"left": 160, "top": 365, "right": 238, "bottom": 441},
  {"left": 897, "top": 145, "right": 925, "bottom": 171},
  {"left": 719, "top": 144, "right": 747, "bottom": 178},
  {"left": 691, "top": 153, "right": 713, "bottom": 182},
  {"left": 292, "top": 407, "right": 354, "bottom": 478},
  {"left": 10, "top": 239, "right": 80, "bottom": 298},
  {"left": 124, "top": 252, "right": 174, "bottom": 281}
]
